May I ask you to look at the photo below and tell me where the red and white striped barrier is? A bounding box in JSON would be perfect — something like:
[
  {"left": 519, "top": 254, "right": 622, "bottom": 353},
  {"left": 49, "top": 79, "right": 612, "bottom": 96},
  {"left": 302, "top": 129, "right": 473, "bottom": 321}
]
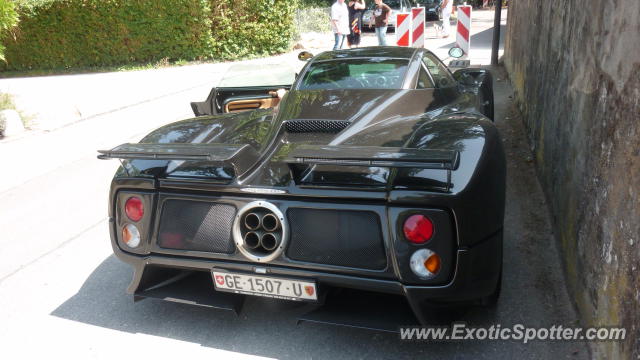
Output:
[
  {"left": 396, "top": 12, "right": 411, "bottom": 47},
  {"left": 411, "top": 7, "right": 425, "bottom": 48},
  {"left": 456, "top": 5, "right": 472, "bottom": 56}
]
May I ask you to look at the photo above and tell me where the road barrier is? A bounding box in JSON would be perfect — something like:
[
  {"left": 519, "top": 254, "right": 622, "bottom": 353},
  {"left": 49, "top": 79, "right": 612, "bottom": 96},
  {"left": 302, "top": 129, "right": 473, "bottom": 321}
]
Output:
[
  {"left": 456, "top": 5, "right": 472, "bottom": 57},
  {"left": 411, "top": 7, "right": 425, "bottom": 48},
  {"left": 396, "top": 12, "right": 411, "bottom": 46}
]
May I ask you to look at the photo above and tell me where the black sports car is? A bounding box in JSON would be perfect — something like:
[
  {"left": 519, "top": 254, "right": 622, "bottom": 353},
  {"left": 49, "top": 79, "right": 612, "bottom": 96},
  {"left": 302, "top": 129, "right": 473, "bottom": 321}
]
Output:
[{"left": 99, "top": 47, "right": 504, "bottom": 329}]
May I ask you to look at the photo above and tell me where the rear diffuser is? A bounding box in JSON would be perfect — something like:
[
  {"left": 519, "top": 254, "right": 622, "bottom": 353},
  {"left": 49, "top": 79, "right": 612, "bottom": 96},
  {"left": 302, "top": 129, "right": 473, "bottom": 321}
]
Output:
[
  {"left": 134, "top": 271, "right": 244, "bottom": 314},
  {"left": 298, "top": 289, "right": 420, "bottom": 332}
]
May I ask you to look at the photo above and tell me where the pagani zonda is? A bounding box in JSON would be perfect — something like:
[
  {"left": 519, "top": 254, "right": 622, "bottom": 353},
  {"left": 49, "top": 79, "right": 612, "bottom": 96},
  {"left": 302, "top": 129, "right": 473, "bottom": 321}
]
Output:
[{"left": 99, "top": 47, "right": 504, "bottom": 329}]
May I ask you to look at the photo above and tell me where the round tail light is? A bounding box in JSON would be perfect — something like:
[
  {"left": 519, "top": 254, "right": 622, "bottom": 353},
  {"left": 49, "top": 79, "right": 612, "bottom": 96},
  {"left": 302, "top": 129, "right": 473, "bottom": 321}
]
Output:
[
  {"left": 122, "top": 224, "right": 141, "bottom": 248},
  {"left": 125, "top": 197, "right": 144, "bottom": 222},
  {"left": 403, "top": 214, "right": 434, "bottom": 244},
  {"left": 410, "top": 249, "right": 441, "bottom": 279}
]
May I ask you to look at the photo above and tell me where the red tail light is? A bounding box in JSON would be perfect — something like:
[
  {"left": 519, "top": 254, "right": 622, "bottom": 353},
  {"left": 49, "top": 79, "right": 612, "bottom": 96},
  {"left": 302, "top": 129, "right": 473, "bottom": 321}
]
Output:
[
  {"left": 403, "top": 214, "right": 434, "bottom": 244},
  {"left": 125, "top": 197, "right": 144, "bottom": 222}
]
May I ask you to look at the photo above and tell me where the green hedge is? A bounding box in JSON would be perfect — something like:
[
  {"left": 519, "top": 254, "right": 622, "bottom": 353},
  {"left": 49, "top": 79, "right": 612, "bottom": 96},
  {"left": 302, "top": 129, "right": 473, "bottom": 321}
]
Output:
[
  {"left": 0, "top": 0, "right": 18, "bottom": 61},
  {"left": 209, "top": 0, "right": 298, "bottom": 60},
  {"left": 4, "top": 0, "right": 214, "bottom": 70},
  {"left": 2, "top": 0, "right": 299, "bottom": 71}
]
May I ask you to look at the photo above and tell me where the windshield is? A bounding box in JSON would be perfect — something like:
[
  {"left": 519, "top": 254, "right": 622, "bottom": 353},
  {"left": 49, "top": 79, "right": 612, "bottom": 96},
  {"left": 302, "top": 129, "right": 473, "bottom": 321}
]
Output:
[
  {"left": 298, "top": 58, "right": 409, "bottom": 90},
  {"left": 218, "top": 63, "right": 296, "bottom": 88}
]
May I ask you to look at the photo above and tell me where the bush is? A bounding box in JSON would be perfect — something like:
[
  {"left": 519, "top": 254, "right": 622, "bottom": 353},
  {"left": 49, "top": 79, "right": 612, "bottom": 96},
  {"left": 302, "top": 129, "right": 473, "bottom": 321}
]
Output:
[
  {"left": 294, "top": 7, "right": 331, "bottom": 36},
  {"left": 209, "top": 0, "right": 298, "bottom": 60},
  {"left": 2, "top": 0, "right": 301, "bottom": 70},
  {"left": 3, "top": 0, "right": 214, "bottom": 70},
  {"left": 0, "top": 0, "right": 18, "bottom": 61}
]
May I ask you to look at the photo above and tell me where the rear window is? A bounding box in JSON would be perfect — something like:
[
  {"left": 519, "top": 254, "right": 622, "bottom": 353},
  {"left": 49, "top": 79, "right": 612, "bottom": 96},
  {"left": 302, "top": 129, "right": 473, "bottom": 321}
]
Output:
[{"left": 298, "top": 58, "right": 409, "bottom": 90}]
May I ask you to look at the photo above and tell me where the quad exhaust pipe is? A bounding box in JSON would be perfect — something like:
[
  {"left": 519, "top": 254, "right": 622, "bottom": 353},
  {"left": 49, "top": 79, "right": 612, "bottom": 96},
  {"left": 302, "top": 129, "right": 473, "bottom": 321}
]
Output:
[
  {"left": 244, "top": 231, "right": 281, "bottom": 251},
  {"left": 262, "top": 213, "right": 280, "bottom": 232},
  {"left": 244, "top": 231, "right": 261, "bottom": 249},
  {"left": 239, "top": 205, "right": 284, "bottom": 255},
  {"left": 244, "top": 212, "right": 261, "bottom": 231},
  {"left": 261, "top": 232, "right": 280, "bottom": 251}
]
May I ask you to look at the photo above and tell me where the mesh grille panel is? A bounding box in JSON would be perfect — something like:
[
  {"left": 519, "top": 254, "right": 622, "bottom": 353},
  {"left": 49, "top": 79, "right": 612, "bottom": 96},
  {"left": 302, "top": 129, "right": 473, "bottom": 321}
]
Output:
[
  {"left": 286, "top": 208, "right": 386, "bottom": 270},
  {"left": 158, "top": 200, "right": 235, "bottom": 254},
  {"left": 285, "top": 120, "right": 350, "bottom": 133}
]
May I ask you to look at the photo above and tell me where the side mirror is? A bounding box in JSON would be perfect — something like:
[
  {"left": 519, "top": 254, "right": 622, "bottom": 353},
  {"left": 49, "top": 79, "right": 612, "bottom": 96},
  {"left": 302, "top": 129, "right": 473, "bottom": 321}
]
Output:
[
  {"left": 298, "top": 51, "right": 314, "bottom": 61},
  {"left": 448, "top": 47, "right": 464, "bottom": 58}
]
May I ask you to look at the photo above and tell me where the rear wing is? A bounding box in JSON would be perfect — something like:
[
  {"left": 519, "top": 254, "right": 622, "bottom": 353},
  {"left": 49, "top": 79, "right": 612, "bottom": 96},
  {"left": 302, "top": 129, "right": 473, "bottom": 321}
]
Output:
[
  {"left": 285, "top": 145, "right": 459, "bottom": 170},
  {"left": 285, "top": 145, "right": 459, "bottom": 191},
  {"left": 97, "top": 143, "right": 259, "bottom": 177}
]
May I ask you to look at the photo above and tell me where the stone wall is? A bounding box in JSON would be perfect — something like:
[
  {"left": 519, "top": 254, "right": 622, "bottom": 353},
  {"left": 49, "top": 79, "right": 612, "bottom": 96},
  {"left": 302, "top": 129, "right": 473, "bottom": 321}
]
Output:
[{"left": 504, "top": 0, "right": 640, "bottom": 357}]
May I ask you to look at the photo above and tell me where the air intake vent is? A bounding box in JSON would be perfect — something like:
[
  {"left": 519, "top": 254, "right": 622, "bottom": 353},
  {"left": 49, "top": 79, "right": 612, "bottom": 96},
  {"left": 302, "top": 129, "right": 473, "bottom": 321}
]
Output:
[
  {"left": 157, "top": 200, "right": 236, "bottom": 254},
  {"left": 285, "top": 120, "right": 349, "bottom": 133},
  {"left": 286, "top": 208, "right": 387, "bottom": 270}
]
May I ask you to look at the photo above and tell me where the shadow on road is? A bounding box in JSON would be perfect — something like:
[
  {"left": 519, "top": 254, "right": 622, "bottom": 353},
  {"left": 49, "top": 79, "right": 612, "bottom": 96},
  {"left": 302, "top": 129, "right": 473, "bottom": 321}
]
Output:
[{"left": 52, "top": 256, "right": 491, "bottom": 358}]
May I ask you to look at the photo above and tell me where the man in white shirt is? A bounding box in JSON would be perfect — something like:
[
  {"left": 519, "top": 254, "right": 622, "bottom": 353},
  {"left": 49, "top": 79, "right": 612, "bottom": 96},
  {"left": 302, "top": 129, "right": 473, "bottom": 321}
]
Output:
[
  {"left": 440, "top": 0, "right": 453, "bottom": 38},
  {"left": 331, "top": 0, "right": 350, "bottom": 50}
]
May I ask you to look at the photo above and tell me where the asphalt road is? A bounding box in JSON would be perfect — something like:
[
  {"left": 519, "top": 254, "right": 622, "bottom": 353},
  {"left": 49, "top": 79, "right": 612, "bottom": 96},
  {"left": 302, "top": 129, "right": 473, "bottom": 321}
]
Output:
[{"left": 0, "top": 11, "right": 589, "bottom": 359}]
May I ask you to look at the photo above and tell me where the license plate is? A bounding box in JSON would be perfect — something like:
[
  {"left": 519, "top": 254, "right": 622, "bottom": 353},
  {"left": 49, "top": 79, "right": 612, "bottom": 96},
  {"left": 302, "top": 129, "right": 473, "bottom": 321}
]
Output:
[{"left": 212, "top": 271, "right": 318, "bottom": 301}]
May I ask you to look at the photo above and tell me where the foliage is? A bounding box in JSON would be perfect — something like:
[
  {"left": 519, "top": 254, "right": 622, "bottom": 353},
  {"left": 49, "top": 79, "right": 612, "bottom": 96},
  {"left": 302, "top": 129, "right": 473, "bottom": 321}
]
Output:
[
  {"left": 0, "top": 0, "right": 18, "bottom": 61},
  {"left": 209, "top": 0, "right": 298, "bottom": 60},
  {"left": 2, "top": 0, "right": 214, "bottom": 70},
  {"left": 2, "top": 0, "right": 302, "bottom": 70},
  {"left": 0, "top": 92, "right": 31, "bottom": 129},
  {"left": 294, "top": 7, "right": 331, "bottom": 35},
  {"left": 298, "top": 0, "right": 332, "bottom": 8},
  {"left": 0, "top": 92, "right": 14, "bottom": 110}
]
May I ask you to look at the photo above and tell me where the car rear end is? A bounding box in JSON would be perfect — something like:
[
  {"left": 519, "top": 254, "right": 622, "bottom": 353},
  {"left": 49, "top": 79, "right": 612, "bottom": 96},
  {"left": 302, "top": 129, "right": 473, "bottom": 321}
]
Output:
[{"left": 107, "top": 142, "right": 503, "bottom": 329}]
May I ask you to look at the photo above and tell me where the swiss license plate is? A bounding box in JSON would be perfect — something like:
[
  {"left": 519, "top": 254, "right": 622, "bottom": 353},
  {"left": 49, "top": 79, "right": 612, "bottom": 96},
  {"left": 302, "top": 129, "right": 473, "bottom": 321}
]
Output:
[{"left": 211, "top": 271, "right": 318, "bottom": 301}]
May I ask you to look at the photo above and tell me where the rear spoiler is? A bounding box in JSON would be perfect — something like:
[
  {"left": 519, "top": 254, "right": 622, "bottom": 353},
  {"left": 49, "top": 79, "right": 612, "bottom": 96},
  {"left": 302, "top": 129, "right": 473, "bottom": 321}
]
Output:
[
  {"left": 285, "top": 145, "right": 459, "bottom": 170},
  {"left": 285, "top": 145, "right": 459, "bottom": 192},
  {"left": 97, "top": 143, "right": 259, "bottom": 177}
]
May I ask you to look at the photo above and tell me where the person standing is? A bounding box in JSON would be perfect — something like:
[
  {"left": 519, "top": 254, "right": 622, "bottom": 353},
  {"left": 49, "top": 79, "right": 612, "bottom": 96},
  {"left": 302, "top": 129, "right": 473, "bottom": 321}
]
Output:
[
  {"left": 370, "top": 0, "right": 391, "bottom": 46},
  {"left": 331, "top": 0, "right": 350, "bottom": 50},
  {"left": 440, "top": 0, "right": 453, "bottom": 38},
  {"left": 347, "top": 0, "right": 366, "bottom": 48}
]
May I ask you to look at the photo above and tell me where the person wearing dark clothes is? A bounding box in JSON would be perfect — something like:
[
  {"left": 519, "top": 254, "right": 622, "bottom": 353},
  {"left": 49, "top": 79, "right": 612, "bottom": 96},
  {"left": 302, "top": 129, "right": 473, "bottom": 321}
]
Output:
[
  {"left": 371, "top": 0, "right": 391, "bottom": 46},
  {"left": 347, "top": 0, "right": 366, "bottom": 48}
]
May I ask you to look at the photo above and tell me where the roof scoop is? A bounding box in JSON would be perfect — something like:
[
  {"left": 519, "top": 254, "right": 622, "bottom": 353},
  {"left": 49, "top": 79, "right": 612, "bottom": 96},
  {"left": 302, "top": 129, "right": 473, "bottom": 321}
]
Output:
[{"left": 284, "top": 119, "right": 350, "bottom": 133}]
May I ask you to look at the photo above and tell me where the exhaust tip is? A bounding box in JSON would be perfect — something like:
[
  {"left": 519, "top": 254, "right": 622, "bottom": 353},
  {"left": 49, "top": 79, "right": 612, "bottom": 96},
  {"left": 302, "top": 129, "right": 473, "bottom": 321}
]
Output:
[
  {"left": 244, "top": 213, "right": 261, "bottom": 230},
  {"left": 244, "top": 232, "right": 261, "bottom": 249},
  {"left": 261, "top": 233, "right": 279, "bottom": 251},
  {"left": 262, "top": 213, "right": 280, "bottom": 232}
]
